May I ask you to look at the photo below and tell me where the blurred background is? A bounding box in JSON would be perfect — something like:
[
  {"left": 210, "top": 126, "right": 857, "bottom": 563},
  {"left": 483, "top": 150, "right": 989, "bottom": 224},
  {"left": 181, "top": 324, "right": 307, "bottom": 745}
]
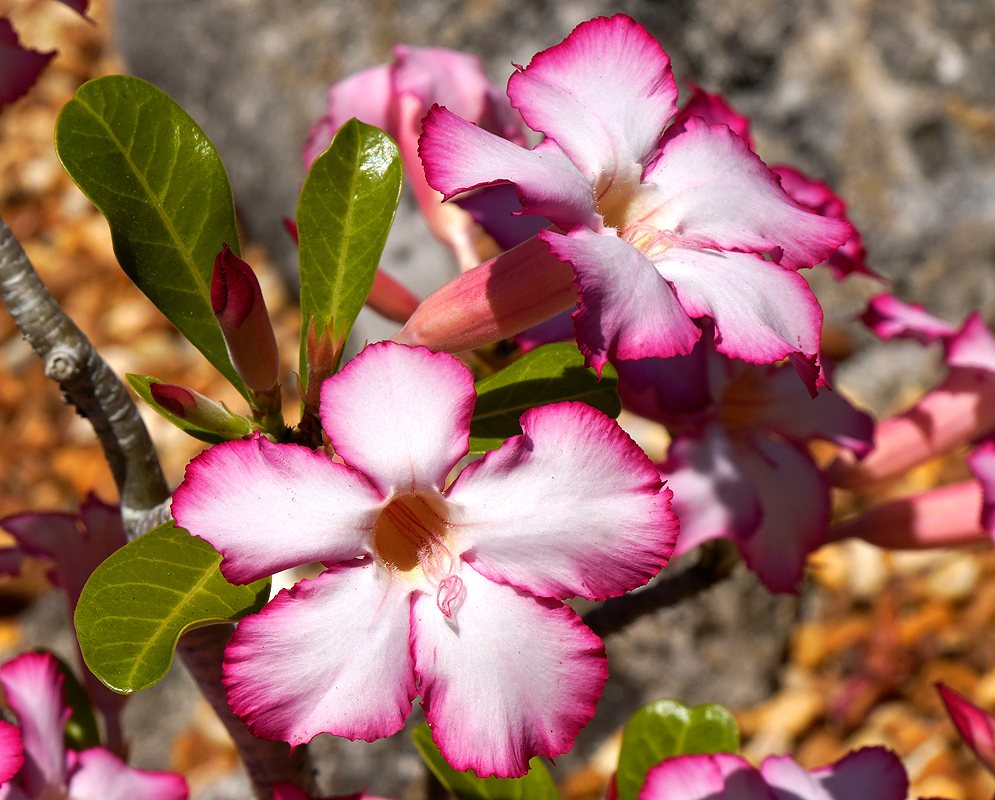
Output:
[{"left": 2, "top": 0, "right": 995, "bottom": 797}]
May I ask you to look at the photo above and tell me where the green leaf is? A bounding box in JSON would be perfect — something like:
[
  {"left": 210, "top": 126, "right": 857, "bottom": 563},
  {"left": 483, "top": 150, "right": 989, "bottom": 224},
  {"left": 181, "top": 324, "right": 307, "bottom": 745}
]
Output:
[
  {"left": 126, "top": 374, "right": 252, "bottom": 444},
  {"left": 45, "top": 652, "right": 102, "bottom": 751},
  {"left": 412, "top": 724, "right": 561, "bottom": 800},
  {"left": 297, "top": 118, "right": 402, "bottom": 387},
  {"left": 469, "top": 343, "right": 621, "bottom": 452},
  {"left": 75, "top": 522, "right": 270, "bottom": 694},
  {"left": 54, "top": 75, "right": 247, "bottom": 396},
  {"left": 615, "top": 699, "right": 740, "bottom": 800}
]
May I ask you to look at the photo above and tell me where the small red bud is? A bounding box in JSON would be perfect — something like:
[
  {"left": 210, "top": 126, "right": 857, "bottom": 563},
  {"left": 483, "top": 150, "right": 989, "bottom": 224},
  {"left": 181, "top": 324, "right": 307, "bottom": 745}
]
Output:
[
  {"left": 149, "top": 381, "right": 252, "bottom": 437},
  {"left": 212, "top": 245, "right": 280, "bottom": 392},
  {"left": 150, "top": 383, "right": 196, "bottom": 418}
]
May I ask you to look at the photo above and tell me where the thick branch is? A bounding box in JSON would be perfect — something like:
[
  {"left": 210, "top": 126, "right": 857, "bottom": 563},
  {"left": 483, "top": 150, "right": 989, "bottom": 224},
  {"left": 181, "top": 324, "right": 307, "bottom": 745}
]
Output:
[
  {"left": 0, "top": 217, "right": 167, "bottom": 537},
  {"left": 582, "top": 539, "right": 740, "bottom": 638},
  {"left": 0, "top": 217, "right": 314, "bottom": 798}
]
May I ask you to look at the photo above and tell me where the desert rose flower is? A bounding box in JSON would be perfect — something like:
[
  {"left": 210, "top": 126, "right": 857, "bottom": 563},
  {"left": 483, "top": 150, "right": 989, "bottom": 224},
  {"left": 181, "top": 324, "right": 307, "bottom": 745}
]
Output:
[
  {"left": 305, "top": 45, "right": 527, "bottom": 271},
  {"left": 403, "top": 14, "right": 850, "bottom": 388},
  {"left": 615, "top": 325, "right": 872, "bottom": 592},
  {"left": 173, "top": 341, "right": 677, "bottom": 777},
  {"left": 638, "top": 747, "right": 908, "bottom": 800},
  {"left": 0, "top": 652, "right": 187, "bottom": 800}
]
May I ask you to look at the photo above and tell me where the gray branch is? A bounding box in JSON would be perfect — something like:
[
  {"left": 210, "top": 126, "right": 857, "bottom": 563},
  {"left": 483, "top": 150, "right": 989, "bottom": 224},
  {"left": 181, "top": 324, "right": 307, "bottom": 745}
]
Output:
[
  {"left": 583, "top": 539, "right": 740, "bottom": 639},
  {"left": 0, "top": 217, "right": 314, "bottom": 799},
  {"left": 0, "top": 217, "right": 167, "bottom": 538}
]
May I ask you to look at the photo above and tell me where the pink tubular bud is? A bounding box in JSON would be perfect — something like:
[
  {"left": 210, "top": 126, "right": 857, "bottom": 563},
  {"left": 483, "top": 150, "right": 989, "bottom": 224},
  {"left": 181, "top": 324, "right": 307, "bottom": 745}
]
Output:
[
  {"left": 828, "top": 480, "right": 990, "bottom": 549},
  {"left": 212, "top": 245, "right": 280, "bottom": 392},
  {"left": 367, "top": 270, "right": 420, "bottom": 324},
  {"left": 393, "top": 236, "right": 578, "bottom": 353},
  {"left": 827, "top": 369, "right": 995, "bottom": 489},
  {"left": 937, "top": 683, "right": 995, "bottom": 776},
  {"left": 150, "top": 382, "right": 252, "bottom": 438}
]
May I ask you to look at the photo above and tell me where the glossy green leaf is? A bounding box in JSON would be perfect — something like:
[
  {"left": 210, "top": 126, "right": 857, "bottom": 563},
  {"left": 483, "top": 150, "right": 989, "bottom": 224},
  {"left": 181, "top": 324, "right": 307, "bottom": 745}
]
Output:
[
  {"left": 75, "top": 522, "right": 269, "bottom": 694},
  {"left": 54, "top": 75, "right": 246, "bottom": 395},
  {"left": 46, "top": 652, "right": 102, "bottom": 751},
  {"left": 126, "top": 374, "right": 252, "bottom": 444},
  {"left": 615, "top": 699, "right": 740, "bottom": 800},
  {"left": 297, "top": 118, "right": 402, "bottom": 387},
  {"left": 469, "top": 343, "right": 621, "bottom": 452},
  {"left": 412, "top": 724, "right": 561, "bottom": 800}
]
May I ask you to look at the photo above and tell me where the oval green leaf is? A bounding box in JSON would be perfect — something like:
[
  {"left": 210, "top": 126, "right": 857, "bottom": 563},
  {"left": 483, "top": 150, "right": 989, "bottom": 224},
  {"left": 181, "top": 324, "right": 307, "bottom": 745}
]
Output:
[
  {"left": 469, "top": 343, "right": 621, "bottom": 452},
  {"left": 74, "top": 521, "right": 269, "bottom": 694},
  {"left": 412, "top": 724, "right": 561, "bottom": 800},
  {"left": 126, "top": 374, "right": 252, "bottom": 444},
  {"left": 297, "top": 118, "right": 402, "bottom": 387},
  {"left": 54, "top": 75, "right": 246, "bottom": 395},
  {"left": 615, "top": 698, "right": 740, "bottom": 800}
]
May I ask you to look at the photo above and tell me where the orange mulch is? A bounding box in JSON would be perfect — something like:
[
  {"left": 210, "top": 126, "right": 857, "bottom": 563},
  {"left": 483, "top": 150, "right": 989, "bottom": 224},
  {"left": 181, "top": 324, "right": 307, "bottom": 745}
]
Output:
[{"left": 2, "top": 1, "right": 995, "bottom": 798}]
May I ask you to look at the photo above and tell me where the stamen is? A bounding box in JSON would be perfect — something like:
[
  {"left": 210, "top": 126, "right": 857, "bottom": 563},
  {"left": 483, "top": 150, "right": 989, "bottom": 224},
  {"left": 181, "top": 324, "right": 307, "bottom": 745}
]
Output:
[{"left": 436, "top": 575, "right": 465, "bottom": 619}]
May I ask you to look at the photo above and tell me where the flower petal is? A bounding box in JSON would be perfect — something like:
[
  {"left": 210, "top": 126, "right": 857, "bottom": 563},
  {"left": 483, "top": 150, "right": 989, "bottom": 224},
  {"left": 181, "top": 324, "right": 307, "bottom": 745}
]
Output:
[
  {"left": 969, "top": 442, "right": 995, "bottom": 537},
  {"left": 411, "top": 566, "right": 607, "bottom": 777},
  {"left": 419, "top": 106, "right": 597, "bottom": 230},
  {"left": 223, "top": 562, "right": 416, "bottom": 745},
  {"left": 172, "top": 435, "right": 380, "bottom": 584},
  {"left": 66, "top": 748, "right": 187, "bottom": 800},
  {"left": 507, "top": 15, "right": 678, "bottom": 184},
  {"left": 303, "top": 64, "right": 392, "bottom": 168},
  {"left": 763, "top": 747, "right": 908, "bottom": 800},
  {"left": 0, "top": 653, "right": 66, "bottom": 797},
  {"left": 540, "top": 228, "right": 701, "bottom": 373},
  {"left": 320, "top": 343, "right": 476, "bottom": 496},
  {"left": 639, "top": 118, "right": 850, "bottom": 269},
  {"left": 673, "top": 83, "right": 754, "bottom": 146},
  {"left": 448, "top": 402, "right": 675, "bottom": 601},
  {"left": 660, "top": 427, "right": 763, "bottom": 559},
  {"left": 613, "top": 344, "right": 713, "bottom": 422},
  {"left": 0, "top": 720, "right": 22, "bottom": 785},
  {"left": 735, "top": 436, "right": 830, "bottom": 593},
  {"left": 640, "top": 753, "right": 772, "bottom": 800},
  {"left": 946, "top": 312, "right": 995, "bottom": 373},
  {"left": 937, "top": 683, "right": 995, "bottom": 775},
  {"left": 657, "top": 246, "right": 823, "bottom": 367},
  {"left": 0, "top": 20, "right": 55, "bottom": 107},
  {"left": 860, "top": 294, "right": 959, "bottom": 345}
]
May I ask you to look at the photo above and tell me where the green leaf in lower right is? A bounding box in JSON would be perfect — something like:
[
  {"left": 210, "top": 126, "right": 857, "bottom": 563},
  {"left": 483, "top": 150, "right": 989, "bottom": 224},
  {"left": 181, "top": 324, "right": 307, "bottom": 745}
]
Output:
[
  {"left": 614, "top": 699, "right": 740, "bottom": 800},
  {"left": 74, "top": 522, "right": 269, "bottom": 695},
  {"left": 412, "top": 724, "right": 561, "bottom": 800}
]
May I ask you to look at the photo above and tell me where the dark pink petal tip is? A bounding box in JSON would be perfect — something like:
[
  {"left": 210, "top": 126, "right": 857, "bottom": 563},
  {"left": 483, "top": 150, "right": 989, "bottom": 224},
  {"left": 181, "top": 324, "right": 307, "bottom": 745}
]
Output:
[
  {"left": 149, "top": 383, "right": 196, "bottom": 418},
  {"left": 0, "top": 19, "right": 56, "bottom": 107}
]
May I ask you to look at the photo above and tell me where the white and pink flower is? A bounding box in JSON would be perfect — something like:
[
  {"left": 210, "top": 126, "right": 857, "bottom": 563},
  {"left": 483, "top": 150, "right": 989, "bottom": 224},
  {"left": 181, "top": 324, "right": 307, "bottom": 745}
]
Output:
[
  {"left": 615, "top": 326, "right": 872, "bottom": 592},
  {"left": 637, "top": 747, "right": 908, "bottom": 800},
  {"left": 0, "top": 652, "right": 187, "bottom": 800},
  {"left": 399, "top": 15, "right": 850, "bottom": 389},
  {"left": 172, "top": 341, "right": 677, "bottom": 777}
]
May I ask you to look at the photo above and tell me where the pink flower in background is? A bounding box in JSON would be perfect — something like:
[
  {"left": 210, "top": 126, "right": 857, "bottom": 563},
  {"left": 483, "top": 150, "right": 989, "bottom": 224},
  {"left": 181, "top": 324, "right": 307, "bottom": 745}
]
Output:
[
  {"left": 0, "top": 495, "right": 130, "bottom": 752},
  {"left": 937, "top": 682, "right": 995, "bottom": 776},
  {"left": 0, "top": 652, "right": 187, "bottom": 800},
  {"left": 616, "top": 325, "right": 872, "bottom": 592},
  {"left": 830, "top": 295, "right": 995, "bottom": 489},
  {"left": 0, "top": 19, "right": 55, "bottom": 107},
  {"left": 638, "top": 747, "right": 907, "bottom": 800},
  {"left": 173, "top": 341, "right": 677, "bottom": 778},
  {"left": 305, "top": 45, "right": 527, "bottom": 271},
  {"left": 407, "top": 14, "right": 850, "bottom": 386}
]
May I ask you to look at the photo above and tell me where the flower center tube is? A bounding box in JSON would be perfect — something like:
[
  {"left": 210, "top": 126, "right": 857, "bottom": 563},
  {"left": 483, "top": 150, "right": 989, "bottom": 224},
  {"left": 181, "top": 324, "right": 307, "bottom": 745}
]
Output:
[{"left": 371, "top": 492, "right": 465, "bottom": 618}]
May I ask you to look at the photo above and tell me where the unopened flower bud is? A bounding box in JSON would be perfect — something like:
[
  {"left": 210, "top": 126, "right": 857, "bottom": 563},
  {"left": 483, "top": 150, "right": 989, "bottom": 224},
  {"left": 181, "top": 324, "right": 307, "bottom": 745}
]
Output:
[
  {"left": 212, "top": 244, "right": 280, "bottom": 392},
  {"left": 150, "top": 382, "right": 252, "bottom": 438}
]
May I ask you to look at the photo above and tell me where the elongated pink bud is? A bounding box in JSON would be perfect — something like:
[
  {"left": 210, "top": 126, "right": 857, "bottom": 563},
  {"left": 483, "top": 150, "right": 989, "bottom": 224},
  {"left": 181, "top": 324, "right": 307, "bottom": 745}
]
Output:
[
  {"left": 212, "top": 245, "right": 280, "bottom": 392},
  {"left": 394, "top": 236, "right": 577, "bottom": 352},
  {"left": 828, "top": 480, "right": 990, "bottom": 549},
  {"left": 367, "top": 270, "right": 420, "bottom": 324},
  {"left": 937, "top": 683, "right": 995, "bottom": 776},
  {"left": 827, "top": 369, "right": 995, "bottom": 489},
  {"left": 150, "top": 382, "right": 252, "bottom": 437}
]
